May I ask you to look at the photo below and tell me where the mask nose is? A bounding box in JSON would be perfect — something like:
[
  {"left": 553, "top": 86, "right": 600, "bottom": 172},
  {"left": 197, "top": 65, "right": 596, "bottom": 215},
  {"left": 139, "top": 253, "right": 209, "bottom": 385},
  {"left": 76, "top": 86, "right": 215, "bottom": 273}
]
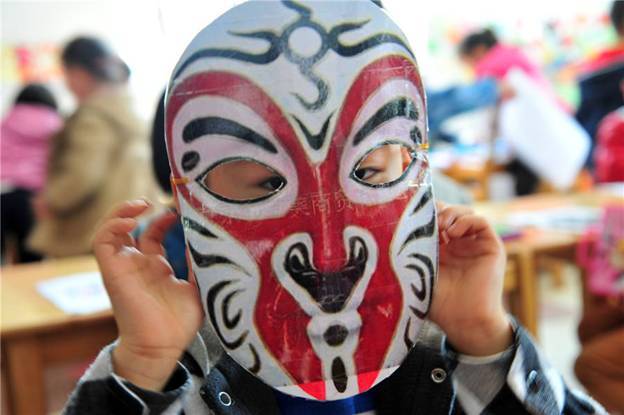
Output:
[
  {"left": 307, "top": 199, "right": 349, "bottom": 273},
  {"left": 284, "top": 235, "right": 368, "bottom": 313}
]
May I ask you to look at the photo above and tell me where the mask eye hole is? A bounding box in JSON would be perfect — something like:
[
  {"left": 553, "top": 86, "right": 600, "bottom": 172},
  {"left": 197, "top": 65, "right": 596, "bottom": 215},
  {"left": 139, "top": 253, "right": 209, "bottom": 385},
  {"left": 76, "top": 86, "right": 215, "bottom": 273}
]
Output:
[
  {"left": 198, "top": 158, "right": 286, "bottom": 203},
  {"left": 351, "top": 142, "right": 415, "bottom": 188}
]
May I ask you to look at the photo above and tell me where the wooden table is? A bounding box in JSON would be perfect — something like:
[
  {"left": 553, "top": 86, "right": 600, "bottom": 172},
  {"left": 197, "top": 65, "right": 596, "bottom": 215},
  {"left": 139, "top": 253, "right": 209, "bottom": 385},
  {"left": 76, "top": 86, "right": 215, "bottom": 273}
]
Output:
[
  {"left": 442, "top": 159, "right": 505, "bottom": 201},
  {"left": 1, "top": 256, "right": 117, "bottom": 415},
  {"left": 475, "top": 189, "right": 623, "bottom": 336}
]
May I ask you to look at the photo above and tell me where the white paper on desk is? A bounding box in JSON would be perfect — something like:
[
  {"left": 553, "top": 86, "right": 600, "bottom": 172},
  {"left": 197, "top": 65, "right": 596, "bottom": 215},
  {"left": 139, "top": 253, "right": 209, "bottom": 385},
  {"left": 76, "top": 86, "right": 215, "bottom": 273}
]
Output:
[
  {"left": 36, "top": 271, "right": 111, "bottom": 315},
  {"left": 506, "top": 206, "right": 601, "bottom": 233}
]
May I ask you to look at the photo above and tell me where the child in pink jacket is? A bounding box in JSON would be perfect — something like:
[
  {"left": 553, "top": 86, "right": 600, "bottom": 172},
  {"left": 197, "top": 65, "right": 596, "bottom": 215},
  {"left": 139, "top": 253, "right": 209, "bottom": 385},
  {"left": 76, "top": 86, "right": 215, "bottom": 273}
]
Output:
[{"left": 1, "top": 84, "right": 62, "bottom": 262}]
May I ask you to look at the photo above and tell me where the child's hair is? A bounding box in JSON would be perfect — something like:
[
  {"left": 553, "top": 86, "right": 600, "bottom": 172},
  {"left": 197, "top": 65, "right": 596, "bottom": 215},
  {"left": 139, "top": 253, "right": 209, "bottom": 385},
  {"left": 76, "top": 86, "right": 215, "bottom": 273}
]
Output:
[
  {"left": 151, "top": 90, "right": 172, "bottom": 194},
  {"left": 15, "top": 83, "right": 58, "bottom": 111},
  {"left": 611, "top": 0, "right": 624, "bottom": 36},
  {"left": 62, "top": 36, "right": 130, "bottom": 83},
  {"left": 458, "top": 28, "right": 498, "bottom": 57}
]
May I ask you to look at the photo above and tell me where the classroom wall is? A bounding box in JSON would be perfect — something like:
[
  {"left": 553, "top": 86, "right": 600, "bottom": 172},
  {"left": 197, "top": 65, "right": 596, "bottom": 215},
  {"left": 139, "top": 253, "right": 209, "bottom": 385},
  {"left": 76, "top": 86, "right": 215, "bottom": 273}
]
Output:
[
  {"left": 1, "top": 0, "right": 239, "bottom": 119},
  {"left": 1, "top": 0, "right": 613, "bottom": 118}
]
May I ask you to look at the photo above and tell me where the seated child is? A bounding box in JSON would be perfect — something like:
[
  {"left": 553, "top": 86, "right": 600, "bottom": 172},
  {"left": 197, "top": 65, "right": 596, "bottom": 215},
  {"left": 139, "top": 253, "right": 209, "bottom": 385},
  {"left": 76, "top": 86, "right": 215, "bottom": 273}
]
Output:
[
  {"left": 1, "top": 84, "right": 62, "bottom": 263},
  {"left": 64, "top": 2, "right": 604, "bottom": 414}
]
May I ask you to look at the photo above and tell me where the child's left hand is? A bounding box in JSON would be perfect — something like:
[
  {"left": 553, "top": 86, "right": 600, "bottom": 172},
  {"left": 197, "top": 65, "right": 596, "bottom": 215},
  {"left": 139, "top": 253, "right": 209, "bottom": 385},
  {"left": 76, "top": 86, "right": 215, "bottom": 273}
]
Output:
[{"left": 429, "top": 203, "right": 513, "bottom": 356}]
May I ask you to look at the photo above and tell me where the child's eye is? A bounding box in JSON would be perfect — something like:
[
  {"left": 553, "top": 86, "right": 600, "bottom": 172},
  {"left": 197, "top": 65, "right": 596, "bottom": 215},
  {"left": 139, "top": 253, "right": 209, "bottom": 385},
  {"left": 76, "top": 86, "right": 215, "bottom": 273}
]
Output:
[
  {"left": 351, "top": 143, "right": 414, "bottom": 187},
  {"left": 258, "top": 176, "right": 285, "bottom": 191},
  {"left": 354, "top": 167, "right": 381, "bottom": 181},
  {"left": 198, "top": 158, "right": 287, "bottom": 203}
]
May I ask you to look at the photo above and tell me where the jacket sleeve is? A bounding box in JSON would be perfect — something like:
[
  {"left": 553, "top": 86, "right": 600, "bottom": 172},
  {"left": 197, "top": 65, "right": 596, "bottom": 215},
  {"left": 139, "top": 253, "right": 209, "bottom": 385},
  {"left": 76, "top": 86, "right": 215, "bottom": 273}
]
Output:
[
  {"left": 443, "top": 320, "right": 607, "bottom": 415},
  {"left": 63, "top": 343, "right": 193, "bottom": 415},
  {"left": 45, "top": 111, "right": 117, "bottom": 215}
]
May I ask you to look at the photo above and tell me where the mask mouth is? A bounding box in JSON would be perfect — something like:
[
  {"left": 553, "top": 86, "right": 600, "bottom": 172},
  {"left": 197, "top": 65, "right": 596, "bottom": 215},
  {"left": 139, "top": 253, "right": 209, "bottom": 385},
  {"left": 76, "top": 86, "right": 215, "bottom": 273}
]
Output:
[{"left": 284, "top": 236, "right": 368, "bottom": 313}]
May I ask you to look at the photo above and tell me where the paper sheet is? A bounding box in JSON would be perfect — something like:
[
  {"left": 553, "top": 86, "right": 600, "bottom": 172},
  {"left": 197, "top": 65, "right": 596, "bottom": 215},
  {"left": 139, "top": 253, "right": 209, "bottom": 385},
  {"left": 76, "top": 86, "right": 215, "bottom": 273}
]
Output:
[
  {"left": 36, "top": 271, "right": 111, "bottom": 315},
  {"left": 506, "top": 206, "right": 601, "bottom": 234}
]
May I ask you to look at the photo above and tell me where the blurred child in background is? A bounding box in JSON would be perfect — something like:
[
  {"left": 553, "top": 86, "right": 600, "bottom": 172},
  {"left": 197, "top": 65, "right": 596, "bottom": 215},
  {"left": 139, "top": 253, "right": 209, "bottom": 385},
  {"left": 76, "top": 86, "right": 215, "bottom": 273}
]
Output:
[
  {"left": 459, "top": 28, "right": 557, "bottom": 96},
  {"left": 1, "top": 84, "right": 62, "bottom": 263}
]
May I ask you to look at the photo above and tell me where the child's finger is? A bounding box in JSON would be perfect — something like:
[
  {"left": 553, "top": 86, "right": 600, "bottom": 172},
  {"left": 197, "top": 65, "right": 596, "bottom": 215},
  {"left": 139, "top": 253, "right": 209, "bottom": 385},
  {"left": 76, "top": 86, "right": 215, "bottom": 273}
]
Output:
[
  {"left": 437, "top": 205, "right": 474, "bottom": 230},
  {"left": 103, "top": 199, "right": 152, "bottom": 223},
  {"left": 138, "top": 212, "right": 178, "bottom": 256},
  {"left": 93, "top": 217, "right": 137, "bottom": 252},
  {"left": 446, "top": 215, "right": 503, "bottom": 255},
  {"left": 446, "top": 214, "right": 490, "bottom": 239}
]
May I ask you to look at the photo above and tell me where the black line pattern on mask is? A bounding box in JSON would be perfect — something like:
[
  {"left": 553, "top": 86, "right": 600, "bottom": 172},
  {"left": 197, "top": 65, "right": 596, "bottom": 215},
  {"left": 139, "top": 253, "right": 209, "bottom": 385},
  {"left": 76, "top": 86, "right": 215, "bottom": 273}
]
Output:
[
  {"left": 353, "top": 97, "right": 419, "bottom": 146},
  {"left": 173, "top": 0, "right": 413, "bottom": 115},
  {"left": 173, "top": 31, "right": 281, "bottom": 79},
  {"left": 248, "top": 343, "right": 261, "bottom": 374},
  {"left": 410, "top": 126, "right": 423, "bottom": 145},
  {"left": 291, "top": 113, "right": 333, "bottom": 150},
  {"left": 403, "top": 316, "right": 414, "bottom": 350},
  {"left": 188, "top": 244, "right": 236, "bottom": 268},
  {"left": 409, "top": 188, "right": 432, "bottom": 216},
  {"left": 207, "top": 280, "right": 249, "bottom": 349},
  {"left": 328, "top": 20, "right": 414, "bottom": 58},
  {"left": 399, "top": 214, "right": 435, "bottom": 254},
  {"left": 186, "top": 220, "right": 262, "bottom": 374},
  {"left": 407, "top": 253, "right": 434, "bottom": 305},
  {"left": 183, "top": 117, "right": 278, "bottom": 154},
  {"left": 399, "top": 190, "right": 436, "bottom": 349},
  {"left": 182, "top": 217, "right": 219, "bottom": 239},
  {"left": 222, "top": 289, "right": 244, "bottom": 330}
]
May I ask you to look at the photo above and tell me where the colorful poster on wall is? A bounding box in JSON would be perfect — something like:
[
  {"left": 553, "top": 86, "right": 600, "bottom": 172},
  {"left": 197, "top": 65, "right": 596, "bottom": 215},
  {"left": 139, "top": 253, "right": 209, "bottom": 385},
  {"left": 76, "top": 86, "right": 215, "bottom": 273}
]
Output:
[
  {"left": 426, "top": 12, "right": 617, "bottom": 107},
  {"left": 1, "top": 43, "right": 62, "bottom": 83}
]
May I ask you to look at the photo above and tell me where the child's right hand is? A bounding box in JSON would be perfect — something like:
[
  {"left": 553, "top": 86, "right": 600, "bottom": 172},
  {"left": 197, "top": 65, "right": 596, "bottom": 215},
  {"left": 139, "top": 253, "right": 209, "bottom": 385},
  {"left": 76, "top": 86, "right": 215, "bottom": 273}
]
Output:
[{"left": 93, "top": 200, "right": 203, "bottom": 391}]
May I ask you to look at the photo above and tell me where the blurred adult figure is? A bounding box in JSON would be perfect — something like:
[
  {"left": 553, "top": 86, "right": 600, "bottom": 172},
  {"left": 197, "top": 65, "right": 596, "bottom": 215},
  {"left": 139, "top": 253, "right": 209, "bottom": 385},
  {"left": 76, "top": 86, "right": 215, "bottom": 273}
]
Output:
[
  {"left": 1, "top": 84, "right": 62, "bottom": 263},
  {"left": 29, "top": 36, "right": 155, "bottom": 257},
  {"left": 576, "top": 0, "right": 624, "bottom": 167}
]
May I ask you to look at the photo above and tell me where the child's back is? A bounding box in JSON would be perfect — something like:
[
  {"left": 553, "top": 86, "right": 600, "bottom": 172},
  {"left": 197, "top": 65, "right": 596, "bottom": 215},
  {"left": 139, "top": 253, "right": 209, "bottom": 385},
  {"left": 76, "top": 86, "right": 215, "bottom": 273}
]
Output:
[{"left": 1, "top": 89, "right": 62, "bottom": 191}]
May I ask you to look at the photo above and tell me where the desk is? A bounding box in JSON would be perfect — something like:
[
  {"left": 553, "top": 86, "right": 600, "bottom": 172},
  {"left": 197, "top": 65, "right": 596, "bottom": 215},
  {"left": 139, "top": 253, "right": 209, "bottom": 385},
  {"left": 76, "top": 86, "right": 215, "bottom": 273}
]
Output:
[
  {"left": 475, "top": 189, "right": 623, "bottom": 336},
  {"left": 1, "top": 256, "right": 117, "bottom": 415}
]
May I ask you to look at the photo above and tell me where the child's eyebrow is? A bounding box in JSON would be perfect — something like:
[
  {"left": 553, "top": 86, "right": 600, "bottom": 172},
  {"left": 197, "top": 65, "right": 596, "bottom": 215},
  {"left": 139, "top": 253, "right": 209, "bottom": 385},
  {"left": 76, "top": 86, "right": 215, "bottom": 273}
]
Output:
[
  {"left": 183, "top": 116, "right": 278, "bottom": 154},
  {"left": 353, "top": 96, "right": 419, "bottom": 146}
]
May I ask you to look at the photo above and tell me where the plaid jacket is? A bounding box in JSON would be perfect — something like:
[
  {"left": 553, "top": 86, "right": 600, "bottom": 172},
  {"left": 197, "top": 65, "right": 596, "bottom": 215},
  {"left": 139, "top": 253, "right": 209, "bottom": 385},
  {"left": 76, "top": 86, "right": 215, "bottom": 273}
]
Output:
[{"left": 63, "top": 320, "right": 605, "bottom": 415}]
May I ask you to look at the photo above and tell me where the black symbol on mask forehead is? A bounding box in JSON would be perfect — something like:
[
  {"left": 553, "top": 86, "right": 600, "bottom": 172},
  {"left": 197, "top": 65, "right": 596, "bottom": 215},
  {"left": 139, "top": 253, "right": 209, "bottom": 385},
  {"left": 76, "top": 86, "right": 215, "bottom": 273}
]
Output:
[{"left": 173, "top": 0, "right": 413, "bottom": 112}]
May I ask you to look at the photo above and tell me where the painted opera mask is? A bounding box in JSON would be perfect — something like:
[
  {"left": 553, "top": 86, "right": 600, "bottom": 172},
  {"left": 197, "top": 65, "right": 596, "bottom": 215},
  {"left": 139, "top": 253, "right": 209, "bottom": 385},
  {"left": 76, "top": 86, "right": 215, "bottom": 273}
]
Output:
[{"left": 166, "top": 0, "right": 437, "bottom": 401}]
